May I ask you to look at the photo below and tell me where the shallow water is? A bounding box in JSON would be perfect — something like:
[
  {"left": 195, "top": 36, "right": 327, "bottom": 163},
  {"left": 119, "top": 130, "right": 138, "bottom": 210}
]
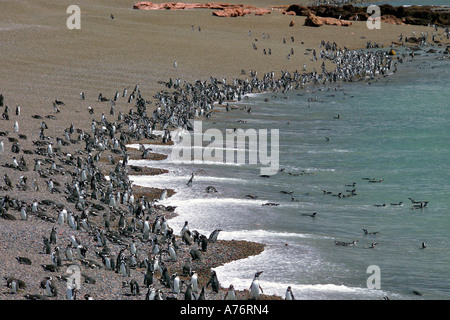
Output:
[{"left": 130, "top": 48, "right": 450, "bottom": 299}]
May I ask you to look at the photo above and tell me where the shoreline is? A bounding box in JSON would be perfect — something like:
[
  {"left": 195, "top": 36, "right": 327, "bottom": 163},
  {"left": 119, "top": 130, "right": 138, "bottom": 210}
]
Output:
[{"left": 1, "top": 0, "right": 449, "bottom": 300}]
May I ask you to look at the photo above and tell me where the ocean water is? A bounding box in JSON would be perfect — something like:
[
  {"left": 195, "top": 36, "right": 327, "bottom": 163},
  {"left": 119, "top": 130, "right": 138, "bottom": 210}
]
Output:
[{"left": 129, "top": 48, "right": 450, "bottom": 300}]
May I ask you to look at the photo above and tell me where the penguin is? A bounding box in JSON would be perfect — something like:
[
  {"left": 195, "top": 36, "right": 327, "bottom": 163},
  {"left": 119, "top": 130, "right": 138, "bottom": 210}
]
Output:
[
  {"left": 65, "top": 244, "right": 74, "bottom": 262},
  {"left": 144, "top": 269, "right": 154, "bottom": 288},
  {"left": 43, "top": 237, "right": 51, "bottom": 254},
  {"left": 198, "top": 286, "right": 206, "bottom": 300},
  {"left": 249, "top": 271, "right": 264, "bottom": 300},
  {"left": 180, "top": 220, "right": 189, "bottom": 236},
  {"left": 66, "top": 287, "right": 77, "bottom": 300},
  {"left": 14, "top": 121, "right": 19, "bottom": 133},
  {"left": 172, "top": 273, "right": 181, "bottom": 294},
  {"left": 285, "top": 286, "right": 295, "bottom": 300},
  {"left": 200, "top": 235, "right": 208, "bottom": 252},
  {"left": 224, "top": 284, "right": 237, "bottom": 300},
  {"left": 186, "top": 173, "right": 194, "bottom": 187},
  {"left": 16, "top": 256, "right": 32, "bottom": 265},
  {"left": 182, "top": 258, "right": 192, "bottom": 276},
  {"left": 146, "top": 287, "right": 156, "bottom": 300},
  {"left": 20, "top": 207, "right": 27, "bottom": 221},
  {"left": 189, "top": 248, "right": 202, "bottom": 261},
  {"left": 208, "top": 229, "right": 222, "bottom": 242},
  {"left": 168, "top": 244, "right": 177, "bottom": 261},
  {"left": 9, "top": 279, "right": 19, "bottom": 294},
  {"left": 49, "top": 227, "right": 57, "bottom": 245},
  {"left": 130, "top": 279, "right": 140, "bottom": 296},
  {"left": 190, "top": 271, "right": 199, "bottom": 293},
  {"left": 206, "top": 270, "right": 219, "bottom": 293},
  {"left": 184, "top": 283, "right": 194, "bottom": 300},
  {"left": 42, "top": 277, "right": 57, "bottom": 297}
]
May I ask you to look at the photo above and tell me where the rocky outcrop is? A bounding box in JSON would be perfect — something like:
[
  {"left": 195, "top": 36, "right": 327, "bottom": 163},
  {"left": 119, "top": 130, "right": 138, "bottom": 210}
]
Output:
[
  {"left": 286, "top": 4, "right": 450, "bottom": 26},
  {"left": 133, "top": 2, "right": 271, "bottom": 17},
  {"left": 304, "top": 12, "right": 352, "bottom": 27}
]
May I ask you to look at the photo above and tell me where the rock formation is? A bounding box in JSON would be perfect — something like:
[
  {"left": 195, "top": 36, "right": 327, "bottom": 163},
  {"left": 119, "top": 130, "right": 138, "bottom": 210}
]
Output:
[{"left": 133, "top": 2, "right": 271, "bottom": 17}]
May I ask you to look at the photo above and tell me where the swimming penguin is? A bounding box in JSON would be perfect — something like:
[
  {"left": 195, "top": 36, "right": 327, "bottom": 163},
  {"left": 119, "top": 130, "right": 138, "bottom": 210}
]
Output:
[
  {"left": 206, "top": 270, "right": 220, "bottom": 293},
  {"left": 208, "top": 229, "right": 222, "bottom": 242},
  {"left": 420, "top": 242, "right": 427, "bottom": 249},
  {"left": 250, "top": 271, "right": 263, "bottom": 300},
  {"left": 285, "top": 286, "right": 295, "bottom": 300},
  {"left": 364, "top": 242, "right": 378, "bottom": 249},
  {"left": 302, "top": 212, "right": 317, "bottom": 218},
  {"left": 224, "top": 284, "right": 237, "bottom": 300}
]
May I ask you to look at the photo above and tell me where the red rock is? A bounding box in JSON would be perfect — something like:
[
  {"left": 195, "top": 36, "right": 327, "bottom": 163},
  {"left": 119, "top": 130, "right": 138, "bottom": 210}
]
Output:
[
  {"left": 305, "top": 12, "right": 352, "bottom": 27},
  {"left": 133, "top": 2, "right": 271, "bottom": 17}
]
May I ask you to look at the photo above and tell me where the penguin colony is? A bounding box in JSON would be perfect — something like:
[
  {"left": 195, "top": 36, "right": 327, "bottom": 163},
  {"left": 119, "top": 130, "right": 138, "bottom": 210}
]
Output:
[{"left": 0, "top": 34, "right": 434, "bottom": 299}]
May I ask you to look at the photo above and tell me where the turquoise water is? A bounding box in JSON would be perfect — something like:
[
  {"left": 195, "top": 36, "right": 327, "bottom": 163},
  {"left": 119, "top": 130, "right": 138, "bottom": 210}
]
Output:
[{"left": 129, "top": 49, "right": 449, "bottom": 299}]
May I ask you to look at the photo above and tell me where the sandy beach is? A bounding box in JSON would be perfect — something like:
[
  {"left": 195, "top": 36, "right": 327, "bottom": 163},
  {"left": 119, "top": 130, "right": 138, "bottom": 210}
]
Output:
[{"left": 0, "top": 0, "right": 449, "bottom": 300}]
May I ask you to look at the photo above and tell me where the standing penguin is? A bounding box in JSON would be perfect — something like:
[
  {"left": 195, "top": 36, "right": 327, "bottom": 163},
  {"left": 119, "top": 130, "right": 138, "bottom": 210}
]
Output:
[
  {"left": 206, "top": 270, "right": 220, "bottom": 293},
  {"left": 168, "top": 244, "right": 177, "bottom": 261},
  {"left": 172, "top": 273, "right": 181, "bottom": 294},
  {"left": 180, "top": 221, "right": 189, "bottom": 236},
  {"left": 208, "top": 229, "right": 222, "bottom": 242},
  {"left": 49, "top": 227, "right": 57, "bottom": 245},
  {"left": 190, "top": 271, "right": 199, "bottom": 293},
  {"left": 130, "top": 279, "right": 140, "bottom": 296},
  {"left": 9, "top": 279, "right": 19, "bottom": 294},
  {"left": 199, "top": 235, "right": 208, "bottom": 252},
  {"left": 249, "top": 271, "right": 264, "bottom": 300},
  {"left": 144, "top": 269, "right": 154, "bottom": 288},
  {"left": 184, "top": 283, "right": 194, "bottom": 300},
  {"left": 224, "top": 284, "right": 237, "bottom": 300},
  {"left": 285, "top": 286, "right": 295, "bottom": 300}
]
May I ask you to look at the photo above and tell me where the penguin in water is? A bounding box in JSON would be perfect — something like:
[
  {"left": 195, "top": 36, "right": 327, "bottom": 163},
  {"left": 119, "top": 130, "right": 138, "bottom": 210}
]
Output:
[
  {"left": 206, "top": 270, "right": 220, "bottom": 293},
  {"left": 249, "top": 271, "right": 264, "bottom": 300},
  {"left": 285, "top": 286, "right": 295, "bottom": 300},
  {"left": 224, "top": 284, "right": 237, "bottom": 300}
]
